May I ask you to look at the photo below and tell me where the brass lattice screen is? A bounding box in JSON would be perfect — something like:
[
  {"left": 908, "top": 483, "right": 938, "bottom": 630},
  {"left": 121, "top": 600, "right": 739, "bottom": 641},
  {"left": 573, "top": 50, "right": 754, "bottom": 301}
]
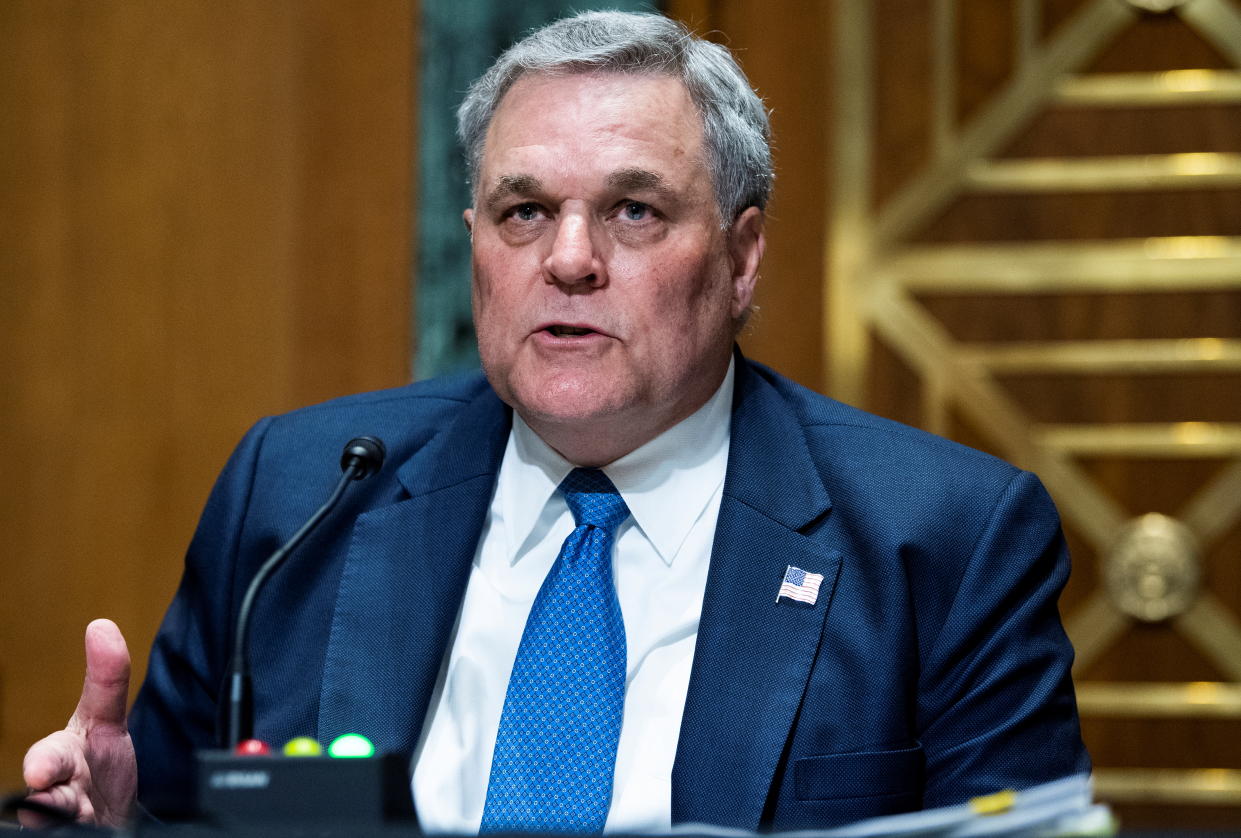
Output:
[{"left": 829, "top": 0, "right": 1241, "bottom": 824}]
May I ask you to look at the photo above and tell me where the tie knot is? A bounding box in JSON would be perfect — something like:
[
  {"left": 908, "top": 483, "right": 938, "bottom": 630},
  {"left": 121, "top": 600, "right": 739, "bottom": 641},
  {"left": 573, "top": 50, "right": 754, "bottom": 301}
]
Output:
[{"left": 559, "top": 468, "right": 630, "bottom": 532}]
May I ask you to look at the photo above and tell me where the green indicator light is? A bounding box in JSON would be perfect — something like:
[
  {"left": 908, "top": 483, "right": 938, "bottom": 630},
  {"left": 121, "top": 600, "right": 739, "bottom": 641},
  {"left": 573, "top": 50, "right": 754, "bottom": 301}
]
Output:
[
  {"left": 328, "top": 733, "right": 375, "bottom": 758},
  {"left": 282, "top": 736, "right": 322, "bottom": 757}
]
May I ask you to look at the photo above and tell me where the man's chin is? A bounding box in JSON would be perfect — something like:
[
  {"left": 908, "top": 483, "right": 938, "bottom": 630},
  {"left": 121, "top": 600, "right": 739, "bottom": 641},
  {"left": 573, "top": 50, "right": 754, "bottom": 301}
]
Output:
[
  {"left": 513, "top": 395, "right": 632, "bottom": 429},
  {"left": 514, "top": 397, "right": 654, "bottom": 467},
  {"left": 500, "top": 370, "right": 636, "bottom": 421}
]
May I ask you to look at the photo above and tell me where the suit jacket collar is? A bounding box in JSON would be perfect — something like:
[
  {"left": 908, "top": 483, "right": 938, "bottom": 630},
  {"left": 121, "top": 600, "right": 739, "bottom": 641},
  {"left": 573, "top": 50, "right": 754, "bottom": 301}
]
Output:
[
  {"left": 317, "top": 383, "right": 511, "bottom": 753},
  {"left": 672, "top": 356, "right": 841, "bottom": 829},
  {"left": 717, "top": 355, "right": 833, "bottom": 530},
  {"left": 393, "top": 384, "right": 511, "bottom": 499}
]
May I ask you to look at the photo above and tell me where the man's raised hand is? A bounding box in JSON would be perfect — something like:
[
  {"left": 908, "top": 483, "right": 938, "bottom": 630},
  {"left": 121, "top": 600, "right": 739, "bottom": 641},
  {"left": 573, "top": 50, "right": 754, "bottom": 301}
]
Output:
[{"left": 22, "top": 619, "right": 138, "bottom": 828}]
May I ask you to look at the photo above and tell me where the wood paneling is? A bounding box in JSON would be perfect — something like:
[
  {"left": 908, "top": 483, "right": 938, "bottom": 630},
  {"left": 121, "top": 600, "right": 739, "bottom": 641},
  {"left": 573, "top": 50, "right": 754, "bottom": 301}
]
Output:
[
  {"left": 0, "top": 0, "right": 414, "bottom": 792},
  {"left": 874, "top": 0, "right": 933, "bottom": 208},
  {"left": 668, "top": 0, "right": 832, "bottom": 391}
]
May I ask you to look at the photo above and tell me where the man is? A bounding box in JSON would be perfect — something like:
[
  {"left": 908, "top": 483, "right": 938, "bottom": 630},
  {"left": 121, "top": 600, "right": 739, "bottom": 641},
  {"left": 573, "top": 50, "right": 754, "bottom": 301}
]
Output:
[{"left": 23, "top": 11, "right": 1089, "bottom": 832}]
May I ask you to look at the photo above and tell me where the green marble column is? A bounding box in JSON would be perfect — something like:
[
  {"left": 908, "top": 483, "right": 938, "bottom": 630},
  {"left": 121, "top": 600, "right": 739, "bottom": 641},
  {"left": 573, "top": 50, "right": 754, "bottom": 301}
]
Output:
[{"left": 415, "top": 0, "right": 657, "bottom": 380}]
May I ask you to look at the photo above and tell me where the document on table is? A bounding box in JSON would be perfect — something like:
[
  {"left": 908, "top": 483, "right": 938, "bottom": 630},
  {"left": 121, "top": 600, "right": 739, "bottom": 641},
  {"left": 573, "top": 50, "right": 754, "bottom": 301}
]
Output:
[{"left": 668, "top": 774, "right": 1114, "bottom": 838}]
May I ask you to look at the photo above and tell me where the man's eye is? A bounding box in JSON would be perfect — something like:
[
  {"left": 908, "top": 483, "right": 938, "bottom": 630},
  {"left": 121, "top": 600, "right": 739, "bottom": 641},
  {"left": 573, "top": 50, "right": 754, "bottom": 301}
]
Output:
[
  {"left": 620, "top": 201, "right": 651, "bottom": 221},
  {"left": 509, "top": 203, "right": 542, "bottom": 222}
]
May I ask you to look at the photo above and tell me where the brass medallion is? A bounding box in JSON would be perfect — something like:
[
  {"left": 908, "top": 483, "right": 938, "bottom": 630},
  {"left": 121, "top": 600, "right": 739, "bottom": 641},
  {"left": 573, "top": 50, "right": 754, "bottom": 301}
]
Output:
[{"left": 1104, "top": 513, "right": 1202, "bottom": 623}]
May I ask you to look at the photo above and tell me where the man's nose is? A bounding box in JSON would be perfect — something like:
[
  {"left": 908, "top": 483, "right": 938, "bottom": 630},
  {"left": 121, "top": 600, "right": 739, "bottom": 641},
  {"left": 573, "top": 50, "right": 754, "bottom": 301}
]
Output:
[{"left": 544, "top": 212, "right": 604, "bottom": 288}]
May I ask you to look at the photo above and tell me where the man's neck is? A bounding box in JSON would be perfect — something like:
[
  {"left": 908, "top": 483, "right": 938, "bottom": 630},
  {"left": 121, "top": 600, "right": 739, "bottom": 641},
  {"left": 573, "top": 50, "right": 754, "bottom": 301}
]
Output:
[{"left": 523, "top": 414, "right": 690, "bottom": 468}]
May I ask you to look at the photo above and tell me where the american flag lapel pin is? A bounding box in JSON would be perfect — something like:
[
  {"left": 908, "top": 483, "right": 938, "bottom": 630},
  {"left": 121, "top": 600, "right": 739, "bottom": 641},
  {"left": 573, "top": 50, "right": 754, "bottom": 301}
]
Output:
[{"left": 777, "top": 565, "right": 824, "bottom": 605}]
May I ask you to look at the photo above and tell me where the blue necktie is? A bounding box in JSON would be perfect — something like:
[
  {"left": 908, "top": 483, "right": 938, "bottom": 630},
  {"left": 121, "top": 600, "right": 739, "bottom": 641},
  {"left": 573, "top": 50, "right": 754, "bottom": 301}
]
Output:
[{"left": 480, "top": 468, "right": 631, "bottom": 834}]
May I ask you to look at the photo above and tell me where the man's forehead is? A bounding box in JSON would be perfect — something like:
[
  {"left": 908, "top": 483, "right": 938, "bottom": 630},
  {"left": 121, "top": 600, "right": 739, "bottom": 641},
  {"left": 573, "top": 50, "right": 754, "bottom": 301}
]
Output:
[
  {"left": 483, "top": 71, "right": 701, "bottom": 150},
  {"left": 476, "top": 73, "right": 707, "bottom": 201}
]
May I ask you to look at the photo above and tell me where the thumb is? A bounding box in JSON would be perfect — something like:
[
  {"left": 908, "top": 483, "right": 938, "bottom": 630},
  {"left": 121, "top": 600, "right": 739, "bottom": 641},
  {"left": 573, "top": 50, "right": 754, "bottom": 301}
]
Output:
[{"left": 72, "top": 618, "right": 131, "bottom": 728}]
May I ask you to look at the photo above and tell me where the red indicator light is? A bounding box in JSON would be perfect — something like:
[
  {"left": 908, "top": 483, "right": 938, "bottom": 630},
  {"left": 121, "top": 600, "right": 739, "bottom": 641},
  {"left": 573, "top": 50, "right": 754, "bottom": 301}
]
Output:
[{"left": 235, "top": 738, "right": 272, "bottom": 756}]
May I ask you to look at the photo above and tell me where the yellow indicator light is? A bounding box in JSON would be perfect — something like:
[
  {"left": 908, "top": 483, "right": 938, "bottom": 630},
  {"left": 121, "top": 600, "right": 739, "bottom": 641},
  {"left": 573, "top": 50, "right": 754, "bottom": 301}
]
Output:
[
  {"left": 969, "top": 788, "right": 1016, "bottom": 815},
  {"left": 328, "top": 733, "right": 376, "bottom": 759},
  {"left": 282, "top": 736, "right": 323, "bottom": 757}
]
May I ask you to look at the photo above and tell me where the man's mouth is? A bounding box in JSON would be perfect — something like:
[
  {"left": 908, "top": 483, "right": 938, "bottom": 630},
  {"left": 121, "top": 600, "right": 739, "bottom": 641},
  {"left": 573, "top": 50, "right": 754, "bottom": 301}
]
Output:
[{"left": 546, "top": 325, "right": 597, "bottom": 337}]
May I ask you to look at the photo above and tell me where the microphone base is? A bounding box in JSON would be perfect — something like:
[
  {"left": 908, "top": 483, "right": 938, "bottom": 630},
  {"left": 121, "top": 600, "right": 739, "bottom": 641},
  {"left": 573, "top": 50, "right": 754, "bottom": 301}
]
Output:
[{"left": 194, "top": 750, "right": 415, "bottom": 829}]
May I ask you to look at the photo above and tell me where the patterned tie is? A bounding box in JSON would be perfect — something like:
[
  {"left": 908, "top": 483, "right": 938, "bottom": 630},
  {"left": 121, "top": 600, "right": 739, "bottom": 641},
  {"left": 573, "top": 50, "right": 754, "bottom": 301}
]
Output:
[{"left": 480, "top": 468, "right": 631, "bottom": 834}]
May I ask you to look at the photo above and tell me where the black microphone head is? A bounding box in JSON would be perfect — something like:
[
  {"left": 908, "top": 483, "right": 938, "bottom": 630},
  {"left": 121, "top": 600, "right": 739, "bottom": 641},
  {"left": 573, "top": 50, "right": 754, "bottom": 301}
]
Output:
[{"left": 340, "top": 436, "right": 386, "bottom": 480}]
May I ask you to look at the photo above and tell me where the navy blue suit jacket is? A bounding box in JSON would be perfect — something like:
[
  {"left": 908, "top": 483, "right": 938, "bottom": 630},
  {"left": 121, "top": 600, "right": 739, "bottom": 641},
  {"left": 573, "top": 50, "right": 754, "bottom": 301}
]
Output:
[{"left": 129, "top": 358, "right": 1089, "bottom": 828}]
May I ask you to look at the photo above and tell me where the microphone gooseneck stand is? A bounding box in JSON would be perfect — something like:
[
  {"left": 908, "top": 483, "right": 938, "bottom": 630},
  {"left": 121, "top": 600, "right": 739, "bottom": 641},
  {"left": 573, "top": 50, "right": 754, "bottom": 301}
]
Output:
[{"left": 225, "top": 436, "right": 386, "bottom": 750}]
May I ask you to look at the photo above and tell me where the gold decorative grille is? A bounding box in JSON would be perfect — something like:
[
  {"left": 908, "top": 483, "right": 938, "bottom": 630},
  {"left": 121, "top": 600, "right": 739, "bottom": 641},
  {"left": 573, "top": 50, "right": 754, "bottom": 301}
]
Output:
[{"left": 829, "top": 0, "right": 1241, "bottom": 816}]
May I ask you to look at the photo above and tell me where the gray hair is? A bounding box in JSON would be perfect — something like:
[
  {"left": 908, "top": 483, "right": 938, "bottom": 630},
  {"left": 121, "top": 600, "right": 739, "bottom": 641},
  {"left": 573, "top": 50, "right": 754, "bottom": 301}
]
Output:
[{"left": 457, "top": 11, "right": 773, "bottom": 223}]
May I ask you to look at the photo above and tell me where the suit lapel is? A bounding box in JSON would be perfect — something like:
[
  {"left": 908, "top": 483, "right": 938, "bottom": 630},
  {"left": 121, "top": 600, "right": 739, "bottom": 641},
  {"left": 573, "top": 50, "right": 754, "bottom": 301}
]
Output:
[
  {"left": 672, "top": 361, "right": 842, "bottom": 829},
  {"left": 317, "top": 386, "right": 511, "bottom": 754}
]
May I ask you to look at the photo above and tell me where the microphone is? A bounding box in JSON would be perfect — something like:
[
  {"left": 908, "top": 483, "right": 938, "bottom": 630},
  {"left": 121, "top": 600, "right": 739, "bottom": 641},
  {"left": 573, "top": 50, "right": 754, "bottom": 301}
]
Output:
[
  {"left": 340, "top": 435, "right": 385, "bottom": 479},
  {"left": 226, "top": 436, "right": 387, "bottom": 750}
]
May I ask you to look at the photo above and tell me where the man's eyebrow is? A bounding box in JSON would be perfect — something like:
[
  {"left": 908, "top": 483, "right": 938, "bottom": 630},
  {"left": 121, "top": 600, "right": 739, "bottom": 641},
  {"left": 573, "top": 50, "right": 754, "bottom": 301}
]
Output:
[
  {"left": 607, "top": 168, "right": 675, "bottom": 199},
  {"left": 484, "top": 174, "right": 542, "bottom": 210}
]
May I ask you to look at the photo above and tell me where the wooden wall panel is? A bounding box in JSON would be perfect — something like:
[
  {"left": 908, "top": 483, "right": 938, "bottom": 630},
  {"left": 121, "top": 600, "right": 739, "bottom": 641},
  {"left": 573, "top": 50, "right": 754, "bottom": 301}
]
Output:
[
  {"left": 873, "top": 0, "right": 933, "bottom": 208},
  {"left": 668, "top": 0, "right": 833, "bottom": 391},
  {"left": 0, "top": 0, "right": 414, "bottom": 792}
]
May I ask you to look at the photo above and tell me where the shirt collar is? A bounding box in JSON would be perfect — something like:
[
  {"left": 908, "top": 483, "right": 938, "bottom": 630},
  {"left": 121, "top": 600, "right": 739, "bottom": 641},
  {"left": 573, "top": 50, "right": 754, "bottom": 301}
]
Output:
[{"left": 500, "top": 358, "right": 734, "bottom": 567}]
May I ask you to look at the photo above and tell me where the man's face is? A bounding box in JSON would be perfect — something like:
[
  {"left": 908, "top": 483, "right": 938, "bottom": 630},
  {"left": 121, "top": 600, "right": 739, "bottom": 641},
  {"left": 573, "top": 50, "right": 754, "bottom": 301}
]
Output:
[{"left": 467, "top": 72, "right": 764, "bottom": 462}]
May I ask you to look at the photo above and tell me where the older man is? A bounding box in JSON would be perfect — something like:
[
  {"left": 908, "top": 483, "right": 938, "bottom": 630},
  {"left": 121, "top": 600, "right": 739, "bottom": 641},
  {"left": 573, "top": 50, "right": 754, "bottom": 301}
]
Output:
[{"left": 23, "top": 11, "right": 1089, "bottom": 833}]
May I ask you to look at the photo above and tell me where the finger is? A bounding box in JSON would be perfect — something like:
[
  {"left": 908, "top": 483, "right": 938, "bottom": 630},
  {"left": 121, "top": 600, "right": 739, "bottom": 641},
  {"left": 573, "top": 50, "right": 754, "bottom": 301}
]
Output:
[
  {"left": 22, "top": 729, "right": 80, "bottom": 790},
  {"left": 19, "top": 786, "right": 83, "bottom": 829},
  {"left": 73, "top": 618, "right": 131, "bottom": 727},
  {"left": 16, "top": 799, "right": 56, "bottom": 831},
  {"left": 16, "top": 806, "right": 51, "bottom": 830}
]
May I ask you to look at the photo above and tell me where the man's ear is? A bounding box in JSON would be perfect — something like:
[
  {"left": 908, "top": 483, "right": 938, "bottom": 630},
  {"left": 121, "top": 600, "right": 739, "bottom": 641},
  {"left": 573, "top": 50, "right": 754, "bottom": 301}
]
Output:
[
  {"left": 727, "top": 207, "right": 765, "bottom": 319},
  {"left": 463, "top": 208, "right": 475, "bottom": 235}
]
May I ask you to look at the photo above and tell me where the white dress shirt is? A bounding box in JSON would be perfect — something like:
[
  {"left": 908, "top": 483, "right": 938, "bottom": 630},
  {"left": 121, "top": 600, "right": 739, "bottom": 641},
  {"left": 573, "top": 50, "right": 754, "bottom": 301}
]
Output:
[{"left": 411, "top": 361, "right": 735, "bottom": 834}]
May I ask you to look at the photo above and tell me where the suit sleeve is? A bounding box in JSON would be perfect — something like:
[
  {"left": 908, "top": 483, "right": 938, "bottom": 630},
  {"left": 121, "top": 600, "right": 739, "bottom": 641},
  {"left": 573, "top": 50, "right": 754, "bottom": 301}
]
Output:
[
  {"left": 917, "top": 469, "right": 1091, "bottom": 804},
  {"left": 127, "top": 417, "right": 273, "bottom": 817}
]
